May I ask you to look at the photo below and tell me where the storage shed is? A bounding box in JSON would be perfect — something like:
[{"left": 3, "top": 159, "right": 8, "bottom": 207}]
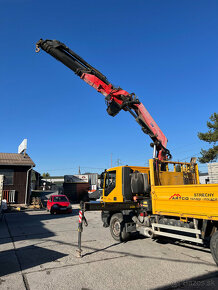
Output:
[
  {"left": 0, "top": 153, "right": 35, "bottom": 204},
  {"left": 63, "top": 174, "right": 89, "bottom": 202}
]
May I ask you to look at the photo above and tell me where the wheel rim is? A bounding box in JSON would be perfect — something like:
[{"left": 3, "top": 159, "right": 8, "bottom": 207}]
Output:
[{"left": 112, "top": 219, "right": 121, "bottom": 237}]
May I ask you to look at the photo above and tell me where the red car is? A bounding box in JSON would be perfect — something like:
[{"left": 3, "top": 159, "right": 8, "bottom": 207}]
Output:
[{"left": 47, "top": 195, "right": 72, "bottom": 214}]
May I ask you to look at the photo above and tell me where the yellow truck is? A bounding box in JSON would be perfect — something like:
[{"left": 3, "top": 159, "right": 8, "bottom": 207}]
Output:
[
  {"left": 82, "top": 159, "right": 218, "bottom": 265},
  {"left": 36, "top": 39, "right": 218, "bottom": 264}
]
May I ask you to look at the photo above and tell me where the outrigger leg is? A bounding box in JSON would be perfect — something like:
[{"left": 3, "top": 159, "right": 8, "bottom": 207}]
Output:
[{"left": 76, "top": 202, "right": 88, "bottom": 258}]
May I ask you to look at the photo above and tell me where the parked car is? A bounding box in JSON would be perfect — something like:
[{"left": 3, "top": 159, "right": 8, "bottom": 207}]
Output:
[{"left": 47, "top": 195, "right": 72, "bottom": 214}]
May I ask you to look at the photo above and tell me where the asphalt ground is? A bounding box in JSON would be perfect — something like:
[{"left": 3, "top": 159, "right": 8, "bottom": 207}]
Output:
[{"left": 0, "top": 206, "right": 218, "bottom": 290}]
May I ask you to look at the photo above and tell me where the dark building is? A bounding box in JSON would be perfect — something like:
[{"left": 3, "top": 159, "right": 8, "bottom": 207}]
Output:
[
  {"left": 0, "top": 153, "right": 35, "bottom": 204},
  {"left": 63, "top": 175, "right": 89, "bottom": 202},
  {"left": 31, "top": 170, "right": 42, "bottom": 190},
  {"left": 63, "top": 182, "right": 89, "bottom": 202}
]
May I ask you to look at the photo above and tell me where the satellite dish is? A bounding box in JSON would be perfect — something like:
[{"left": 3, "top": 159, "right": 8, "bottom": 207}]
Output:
[{"left": 18, "top": 139, "right": 27, "bottom": 154}]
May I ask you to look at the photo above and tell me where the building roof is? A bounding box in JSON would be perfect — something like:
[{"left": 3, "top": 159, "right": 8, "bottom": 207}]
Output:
[
  {"left": 46, "top": 176, "right": 64, "bottom": 179},
  {"left": 199, "top": 172, "right": 208, "bottom": 176},
  {"left": 0, "top": 153, "right": 35, "bottom": 167}
]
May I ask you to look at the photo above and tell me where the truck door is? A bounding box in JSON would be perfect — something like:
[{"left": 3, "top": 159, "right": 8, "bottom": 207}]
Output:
[
  {"left": 103, "top": 170, "right": 117, "bottom": 202},
  {"left": 102, "top": 169, "right": 123, "bottom": 202},
  {"left": 104, "top": 170, "right": 116, "bottom": 196}
]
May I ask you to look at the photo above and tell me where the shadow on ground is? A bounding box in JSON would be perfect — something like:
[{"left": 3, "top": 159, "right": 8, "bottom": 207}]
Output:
[
  {"left": 0, "top": 208, "right": 79, "bottom": 277},
  {"left": 154, "top": 270, "right": 218, "bottom": 289},
  {"left": 0, "top": 245, "right": 67, "bottom": 276},
  {"left": 38, "top": 236, "right": 215, "bottom": 267},
  {"left": 0, "top": 208, "right": 216, "bottom": 280}
]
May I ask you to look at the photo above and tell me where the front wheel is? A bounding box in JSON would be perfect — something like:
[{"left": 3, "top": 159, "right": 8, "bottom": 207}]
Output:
[
  {"left": 110, "top": 213, "right": 130, "bottom": 242},
  {"left": 210, "top": 231, "right": 218, "bottom": 266},
  {"left": 50, "top": 206, "right": 58, "bottom": 215}
]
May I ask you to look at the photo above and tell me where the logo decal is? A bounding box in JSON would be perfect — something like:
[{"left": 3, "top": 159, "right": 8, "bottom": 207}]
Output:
[{"left": 169, "top": 194, "right": 181, "bottom": 200}]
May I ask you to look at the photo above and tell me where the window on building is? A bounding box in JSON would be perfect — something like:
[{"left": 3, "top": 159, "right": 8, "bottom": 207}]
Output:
[{"left": 0, "top": 169, "right": 14, "bottom": 185}]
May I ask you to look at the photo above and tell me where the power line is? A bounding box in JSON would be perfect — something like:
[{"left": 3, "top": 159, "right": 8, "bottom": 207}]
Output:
[
  {"left": 178, "top": 152, "right": 201, "bottom": 161},
  {"left": 170, "top": 141, "right": 200, "bottom": 151},
  {"left": 39, "top": 166, "right": 105, "bottom": 172},
  {"left": 171, "top": 148, "right": 200, "bottom": 155}
]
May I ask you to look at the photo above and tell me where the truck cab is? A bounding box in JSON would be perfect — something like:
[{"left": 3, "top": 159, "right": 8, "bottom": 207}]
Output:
[{"left": 102, "top": 166, "right": 150, "bottom": 203}]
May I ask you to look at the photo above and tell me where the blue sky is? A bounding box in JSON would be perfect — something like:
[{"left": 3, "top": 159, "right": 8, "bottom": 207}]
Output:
[{"left": 0, "top": 0, "right": 217, "bottom": 174}]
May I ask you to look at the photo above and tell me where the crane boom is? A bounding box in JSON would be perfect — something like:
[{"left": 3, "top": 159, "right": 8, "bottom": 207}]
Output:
[{"left": 36, "top": 39, "right": 171, "bottom": 160}]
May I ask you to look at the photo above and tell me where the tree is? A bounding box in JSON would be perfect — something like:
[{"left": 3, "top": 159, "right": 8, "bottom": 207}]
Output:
[
  {"left": 42, "top": 172, "right": 50, "bottom": 178},
  {"left": 198, "top": 113, "right": 218, "bottom": 163}
]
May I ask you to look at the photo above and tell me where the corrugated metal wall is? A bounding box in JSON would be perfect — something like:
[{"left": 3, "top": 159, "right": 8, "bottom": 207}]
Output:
[
  {"left": 88, "top": 173, "right": 98, "bottom": 185},
  {"left": 208, "top": 163, "right": 218, "bottom": 184}
]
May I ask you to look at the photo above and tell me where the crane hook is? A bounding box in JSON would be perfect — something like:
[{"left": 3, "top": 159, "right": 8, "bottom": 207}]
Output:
[{"left": 35, "top": 45, "right": 40, "bottom": 53}]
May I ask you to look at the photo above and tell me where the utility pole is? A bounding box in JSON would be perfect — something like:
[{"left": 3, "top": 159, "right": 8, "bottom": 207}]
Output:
[
  {"left": 78, "top": 166, "right": 81, "bottom": 174},
  {"left": 111, "top": 153, "right": 112, "bottom": 168}
]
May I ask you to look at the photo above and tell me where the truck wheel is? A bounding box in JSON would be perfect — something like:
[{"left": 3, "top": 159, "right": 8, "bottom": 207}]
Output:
[
  {"left": 110, "top": 213, "right": 130, "bottom": 242},
  {"left": 210, "top": 231, "right": 218, "bottom": 265}
]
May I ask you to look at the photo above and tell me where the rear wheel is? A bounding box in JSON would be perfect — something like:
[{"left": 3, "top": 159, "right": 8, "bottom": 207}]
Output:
[
  {"left": 210, "top": 231, "right": 218, "bottom": 265},
  {"left": 110, "top": 213, "right": 130, "bottom": 242}
]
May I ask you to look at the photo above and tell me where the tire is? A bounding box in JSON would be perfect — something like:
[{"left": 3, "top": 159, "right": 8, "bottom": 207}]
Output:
[
  {"left": 50, "top": 205, "right": 59, "bottom": 215},
  {"left": 50, "top": 206, "right": 57, "bottom": 215},
  {"left": 210, "top": 231, "right": 218, "bottom": 266},
  {"left": 109, "top": 213, "right": 130, "bottom": 242},
  {"left": 168, "top": 219, "right": 176, "bottom": 226}
]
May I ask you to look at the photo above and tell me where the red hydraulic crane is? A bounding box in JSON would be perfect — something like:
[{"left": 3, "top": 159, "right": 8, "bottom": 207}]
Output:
[{"left": 36, "top": 39, "right": 171, "bottom": 160}]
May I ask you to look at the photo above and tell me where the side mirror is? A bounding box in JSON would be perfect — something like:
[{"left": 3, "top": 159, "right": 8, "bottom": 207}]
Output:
[{"left": 100, "top": 172, "right": 105, "bottom": 188}]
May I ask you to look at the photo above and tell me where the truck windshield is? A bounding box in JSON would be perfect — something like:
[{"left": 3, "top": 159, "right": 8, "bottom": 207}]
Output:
[
  {"left": 53, "top": 196, "right": 68, "bottom": 202},
  {"left": 104, "top": 171, "right": 116, "bottom": 196}
]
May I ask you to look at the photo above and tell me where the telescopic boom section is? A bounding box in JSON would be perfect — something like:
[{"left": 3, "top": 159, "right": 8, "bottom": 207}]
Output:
[{"left": 36, "top": 39, "right": 171, "bottom": 160}]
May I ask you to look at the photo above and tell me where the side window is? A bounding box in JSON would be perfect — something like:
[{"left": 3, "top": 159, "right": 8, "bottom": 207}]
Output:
[
  {"left": 50, "top": 197, "right": 52, "bottom": 202},
  {"left": 104, "top": 171, "right": 116, "bottom": 196},
  {"left": 0, "top": 169, "right": 14, "bottom": 185}
]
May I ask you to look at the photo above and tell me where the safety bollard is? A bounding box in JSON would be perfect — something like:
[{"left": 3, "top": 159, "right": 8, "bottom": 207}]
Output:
[
  {"left": 77, "top": 209, "right": 83, "bottom": 258},
  {"left": 76, "top": 202, "right": 88, "bottom": 258}
]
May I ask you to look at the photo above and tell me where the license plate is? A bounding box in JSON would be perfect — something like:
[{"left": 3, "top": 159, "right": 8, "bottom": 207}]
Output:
[{"left": 60, "top": 208, "right": 67, "bottom": 210}]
